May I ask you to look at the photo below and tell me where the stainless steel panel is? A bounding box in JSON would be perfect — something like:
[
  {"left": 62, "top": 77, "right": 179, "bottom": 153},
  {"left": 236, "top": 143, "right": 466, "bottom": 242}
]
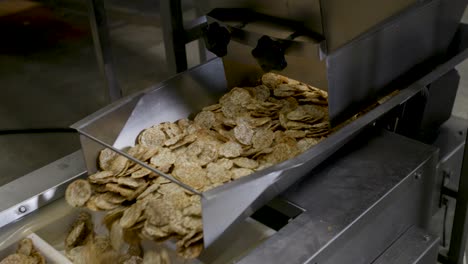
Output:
[
  {"left": 197, "top": 0, "right": 420, "bottom": 52},
  {"left": 422, "top": 117, "right": 467, "bottom": 256},
  {"left": 197, "top": 0, "right": 323, "bottom": 35},
  {"left": 199, "top": 218, "right": 276, "bottom": 263},
  {"left": 87, "top": 0, "right": 122, "bottom": 101},
  {"left": 221, "top": 41, "right": 328, "bottom": 91},
  {"left": 326, "top": 0, "right": 467, "bottom": 125},
  {"left": 445, "top": 128, "right": 468, "bottom": 263},
  {"left": 321, "top": 0, "right": 418, "bottom": 52},
  {"left": 75, "top": 94, "right": 143, "bottom": 173},
  {"left": 73, "top": 58, "right": 227, "bottom": 174},
  {"left": 238, "top": 130, "right": 438, "bottom": 264},
  {"left": 433, "top": 116, "right": 468, "bottom": 190},
  {"left": 0, "top": 151, "right": 86, "bottom": 228},
  {"left": 372, "top": 226, "right": 439, "bottom": 264},
  {"left": 420, "top": 70, "right": 460, "bottom": 139}
]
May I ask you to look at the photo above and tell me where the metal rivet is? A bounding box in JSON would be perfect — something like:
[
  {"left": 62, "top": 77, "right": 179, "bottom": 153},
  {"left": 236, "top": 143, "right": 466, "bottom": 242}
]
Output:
[
  {"left": 423, "top": 235, "right": 430, "bottom": 242},
  {"left": 414, "top": 172, "right": 422, "bottom": 180},
  {"left": 18, "top": 206, "right": 27, "bottom": 214}
]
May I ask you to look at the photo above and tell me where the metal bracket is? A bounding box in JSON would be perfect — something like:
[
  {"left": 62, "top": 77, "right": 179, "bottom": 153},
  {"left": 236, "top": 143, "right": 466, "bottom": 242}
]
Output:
[
  {"left": 439, "top": 129, "right": 468, "bottom": 264},
  {"left": 87, "top": 0, "right": 122, "bottom": 102}
]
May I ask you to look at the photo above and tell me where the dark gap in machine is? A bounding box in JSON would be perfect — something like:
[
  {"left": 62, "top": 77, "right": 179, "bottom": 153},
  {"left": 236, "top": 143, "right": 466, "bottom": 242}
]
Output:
[{"left": 250, "top": 197, "right": 304, "bottom": 231}]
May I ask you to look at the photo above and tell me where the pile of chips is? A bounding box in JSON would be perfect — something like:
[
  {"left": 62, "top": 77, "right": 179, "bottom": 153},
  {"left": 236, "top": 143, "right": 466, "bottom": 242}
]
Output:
[
  {"left": 64, "top": 212, "right": 172, "bottom": 264},
  {"left": 0, "top": 238, "right": 45, "bottom": 264},
  {"left": 66, "top": 73, "right": 330, "bottom": 259}
]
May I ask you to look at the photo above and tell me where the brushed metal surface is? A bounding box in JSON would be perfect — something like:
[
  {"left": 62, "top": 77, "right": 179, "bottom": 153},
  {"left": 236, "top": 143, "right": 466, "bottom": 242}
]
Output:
[
  {"left": 73, "top": 58, "right": 227, "bottom": 175},
  {"left": 433, "top": 116, "right": 468, "bottom": 190},
  {"left": 238, "top": 130, "right": 438, "bottom": 264},
  {"left": 321, "top": 0, "right": 418, "bottom": 52},
  {"left": 220, "top": 40, "right": 328, "bottom": 92},
  {"left": 197, "top": 0, "right": 323, "bottom": 36},
  {"left": 0, "top": 151, "right": 86, "bottom": 229},
  {"left": 372, "top": 226, "right": 439, "bottom": 264},
  {"left": 197, "top": 0, "right": 420, "bottom": 52},
  {"left": 326, "top": 0, "right": 468, "bottom": 125}
]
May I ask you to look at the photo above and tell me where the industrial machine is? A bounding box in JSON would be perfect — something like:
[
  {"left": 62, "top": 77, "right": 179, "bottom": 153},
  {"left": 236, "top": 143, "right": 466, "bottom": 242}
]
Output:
[{"left": 0, "top": 0, "right": 468, "bottom": 263}]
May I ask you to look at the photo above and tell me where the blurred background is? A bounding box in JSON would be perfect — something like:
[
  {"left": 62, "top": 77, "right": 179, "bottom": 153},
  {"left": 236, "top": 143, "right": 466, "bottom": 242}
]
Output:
[
  {"left": 0, "top": 0, "right": 196, "bottom": 185},
  {"left": 0, "top": 0, "right": 466, "bottom": 186}
]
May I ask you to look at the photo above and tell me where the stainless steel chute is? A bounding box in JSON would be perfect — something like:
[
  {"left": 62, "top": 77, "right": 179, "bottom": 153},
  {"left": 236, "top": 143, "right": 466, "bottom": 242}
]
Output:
[{"left": 72, "top": 57, "right": 425, "bottom": 247}]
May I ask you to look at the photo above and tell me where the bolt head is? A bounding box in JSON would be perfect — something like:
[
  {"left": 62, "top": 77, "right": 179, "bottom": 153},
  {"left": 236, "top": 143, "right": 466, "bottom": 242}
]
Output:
[
  {"left": 414, "top": 172, "right": 422, "bottom": 180},
  {"left": 18, "top": 206, "right": 27, "bottom": 214}
]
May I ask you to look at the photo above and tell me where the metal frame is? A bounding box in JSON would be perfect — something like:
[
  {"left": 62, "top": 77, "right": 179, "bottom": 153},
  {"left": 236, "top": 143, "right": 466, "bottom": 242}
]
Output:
[
  {"left": 373, "top": 226, "right": 440, "bottom": 264},
  {"left": 448, "top": 130, "right": 468, "bottom": 264},
  {"left": 439, "top": 130, "right": 468, "bottom": 264},
  {"left": 88, "top": 0, "right": 207, "bottom": 93},
  {"left": 235, "top": 129, "right": 439, "bottom": 264},
  {"left": 160, "top": 0, "right": 188, "bottom": 73},
  {"left": 160, "top": 0, "right": 209, "bottom": 74},
  {"left": 426, "top": 23, "right": 468, "bottom": 264},
  {"left": 87, "top": 0, "right": 122, "bottom": 102},
  {"left": 0, "top": 151, "right": 86, "bottom": 229}
]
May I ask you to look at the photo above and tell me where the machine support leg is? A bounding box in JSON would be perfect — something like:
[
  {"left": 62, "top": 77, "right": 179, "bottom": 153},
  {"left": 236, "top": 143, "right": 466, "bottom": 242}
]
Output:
[
  {"left": 160, "top": 0, "right": 188, "bottom": 74},
  {"left": 443, "top": 129, "right": 468, "bottom": 264},
  {"left": 87, "top": 0, "right": 122, "bottom": 102}
]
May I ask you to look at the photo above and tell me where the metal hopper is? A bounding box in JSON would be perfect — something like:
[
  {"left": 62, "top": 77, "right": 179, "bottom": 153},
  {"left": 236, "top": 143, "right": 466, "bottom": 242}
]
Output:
[{"left": 72, "top": 57, "right": 421, "bottom": 249}]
